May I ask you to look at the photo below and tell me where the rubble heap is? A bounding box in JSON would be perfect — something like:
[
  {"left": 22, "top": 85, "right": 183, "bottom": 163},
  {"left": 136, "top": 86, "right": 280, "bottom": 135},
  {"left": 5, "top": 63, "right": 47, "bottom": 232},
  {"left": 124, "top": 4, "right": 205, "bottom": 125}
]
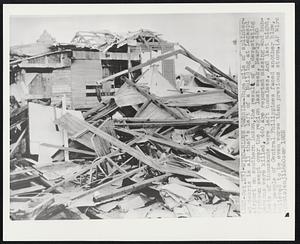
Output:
[{"left": 10, "top": 46, "right": 240, "bottom": 220}]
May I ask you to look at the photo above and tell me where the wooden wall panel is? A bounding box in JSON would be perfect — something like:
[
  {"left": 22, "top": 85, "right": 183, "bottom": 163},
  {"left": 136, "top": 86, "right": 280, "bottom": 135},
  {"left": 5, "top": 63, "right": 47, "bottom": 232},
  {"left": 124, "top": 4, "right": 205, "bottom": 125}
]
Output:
[
  {"left": 71, "top": 59, "right": 102, "bottom": 109},
  {"left": 50, "top": 68, "right": 72, "bottom": 107}
]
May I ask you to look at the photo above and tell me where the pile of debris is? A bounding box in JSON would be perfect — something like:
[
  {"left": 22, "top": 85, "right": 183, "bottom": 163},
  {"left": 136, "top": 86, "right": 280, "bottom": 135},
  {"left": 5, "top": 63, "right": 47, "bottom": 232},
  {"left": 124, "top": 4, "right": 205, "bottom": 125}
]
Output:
[{"left": 10, "top": 46, "right": 240, "bottom": 220}]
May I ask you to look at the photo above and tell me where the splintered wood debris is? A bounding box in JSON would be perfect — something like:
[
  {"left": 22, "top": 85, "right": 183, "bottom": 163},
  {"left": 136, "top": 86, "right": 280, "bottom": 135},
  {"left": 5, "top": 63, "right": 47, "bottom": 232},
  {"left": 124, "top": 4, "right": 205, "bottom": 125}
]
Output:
[{"left": 9, "top": 45, "right": 240, "bottom": 220}]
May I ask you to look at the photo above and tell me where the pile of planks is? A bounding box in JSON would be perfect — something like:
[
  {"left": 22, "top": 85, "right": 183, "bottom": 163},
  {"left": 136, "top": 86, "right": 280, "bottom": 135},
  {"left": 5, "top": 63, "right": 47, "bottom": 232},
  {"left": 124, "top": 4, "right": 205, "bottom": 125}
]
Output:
[{"left": 9, "top": 46, "right": 240, "bottom": 220}]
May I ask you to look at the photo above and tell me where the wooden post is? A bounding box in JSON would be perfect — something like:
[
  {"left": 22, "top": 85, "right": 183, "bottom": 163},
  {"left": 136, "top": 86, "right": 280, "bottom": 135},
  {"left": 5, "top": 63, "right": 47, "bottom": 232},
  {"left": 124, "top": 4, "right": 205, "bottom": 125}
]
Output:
[
  {"left": 128, "top": 45, "right": 132, "bottom": 79},
  {"left": 62, "top": 94, "right": 69, "bottom": 161}
]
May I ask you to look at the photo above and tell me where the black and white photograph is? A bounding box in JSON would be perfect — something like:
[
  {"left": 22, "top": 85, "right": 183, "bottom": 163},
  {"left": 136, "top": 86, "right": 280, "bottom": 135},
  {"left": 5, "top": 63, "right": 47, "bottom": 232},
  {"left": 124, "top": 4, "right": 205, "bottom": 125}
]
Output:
[
  {"left": 3, "top": 3, "right": 294, "bottom": 241},
  {"left": 9, "top": 13, "right": 240, "bottom": 220}
]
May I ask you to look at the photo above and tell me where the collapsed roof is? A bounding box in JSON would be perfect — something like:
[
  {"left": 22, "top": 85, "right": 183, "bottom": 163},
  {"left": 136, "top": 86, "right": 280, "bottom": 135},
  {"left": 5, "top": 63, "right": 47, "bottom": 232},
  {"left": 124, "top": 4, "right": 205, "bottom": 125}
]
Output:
[{"left": 69, "top": 29, "right": 173, "bottom": 52}]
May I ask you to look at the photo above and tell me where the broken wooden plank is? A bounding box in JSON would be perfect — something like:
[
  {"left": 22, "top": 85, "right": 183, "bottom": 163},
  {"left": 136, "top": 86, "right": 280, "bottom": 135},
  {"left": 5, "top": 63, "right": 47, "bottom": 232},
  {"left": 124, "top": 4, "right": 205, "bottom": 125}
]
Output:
[
  {"left": 114, "top": 118, "right": 238, "bottom": 128},
  {"left": 71, "top": 165, "right": 147, "bottom": 201},
  {"left": 10, "top": 184, "right": 45, "bottom": 197},
  {"left": 179, "top": 45, "right": 211, "bottom": 69},
  {"left": 116, "top": 128, "right": 239, "bottom": 177},
  {"left": 93, "top": 174, "right": 170, "bottom": 202},
  {"left": 10, "top": 174, "right": 40, "bottom": 187},
  {"left": 62, "top": 94, "right": 69, "bottom": 161},
  {"left": 10, "top": 128, "right": 27, "bottom": 157},
  {"left": 203, "top": 59, "right": 238, "bottom": 85},
  {"left": 83, "top": 102, "right": 106, "bottom": 119},
  {"left": 162, "top": 90, "right": 235, "bottom": 107},
  {"left": 55, "top": 113, "right": 164, "bottom": 172},
  {"left": 134, "top": 99, "right": 151, "bottom": 117},
  {"left": 185, "top": 66, "right": 237, "bottom": 99}
]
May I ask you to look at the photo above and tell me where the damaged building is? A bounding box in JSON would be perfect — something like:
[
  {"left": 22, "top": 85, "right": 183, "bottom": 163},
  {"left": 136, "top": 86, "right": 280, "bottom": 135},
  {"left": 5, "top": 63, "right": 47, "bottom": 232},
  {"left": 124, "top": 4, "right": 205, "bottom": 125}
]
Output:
[
  {"left": 9, "top": 28, "right": 239, "bottom": 220},
  {"left": 10, "top": 29, "right": 176, "bottom": 109}
]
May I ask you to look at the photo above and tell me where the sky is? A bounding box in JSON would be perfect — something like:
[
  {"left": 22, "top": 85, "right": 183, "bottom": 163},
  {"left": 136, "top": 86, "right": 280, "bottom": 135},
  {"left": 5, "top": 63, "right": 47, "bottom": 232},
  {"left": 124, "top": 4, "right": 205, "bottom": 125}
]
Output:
[{"left": 10, "top": 14, "right": 238, "bottom": 75}]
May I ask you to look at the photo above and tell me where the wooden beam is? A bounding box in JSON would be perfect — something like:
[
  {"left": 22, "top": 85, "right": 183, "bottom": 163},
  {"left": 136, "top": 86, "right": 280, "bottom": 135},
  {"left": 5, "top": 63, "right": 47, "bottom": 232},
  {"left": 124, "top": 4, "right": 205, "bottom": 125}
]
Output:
[
  {"left": 62, "top": 95, "right": 69, "bottom": 161},
  {"left": 185, "top": 66, "right": 238, "bottom": 99},
  {"left": 203, "top": 59, "right": 238, "bottom": 84},
  {"left": 134, "top": 99, "right": 151, "bottom": 117},
  {"left": 114, "top": 118, "right": 238, "bottom": 128},
  {"left": 179, "top": 44, "right": 210, "bottom": 68}
]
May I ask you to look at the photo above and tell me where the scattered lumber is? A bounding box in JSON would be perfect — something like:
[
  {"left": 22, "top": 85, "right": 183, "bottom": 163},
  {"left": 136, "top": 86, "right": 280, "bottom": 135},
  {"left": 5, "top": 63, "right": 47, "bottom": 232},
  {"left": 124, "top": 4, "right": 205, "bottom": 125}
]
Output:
[{"left": 9, "top": 43, "right": 240, "bottom": 220}]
